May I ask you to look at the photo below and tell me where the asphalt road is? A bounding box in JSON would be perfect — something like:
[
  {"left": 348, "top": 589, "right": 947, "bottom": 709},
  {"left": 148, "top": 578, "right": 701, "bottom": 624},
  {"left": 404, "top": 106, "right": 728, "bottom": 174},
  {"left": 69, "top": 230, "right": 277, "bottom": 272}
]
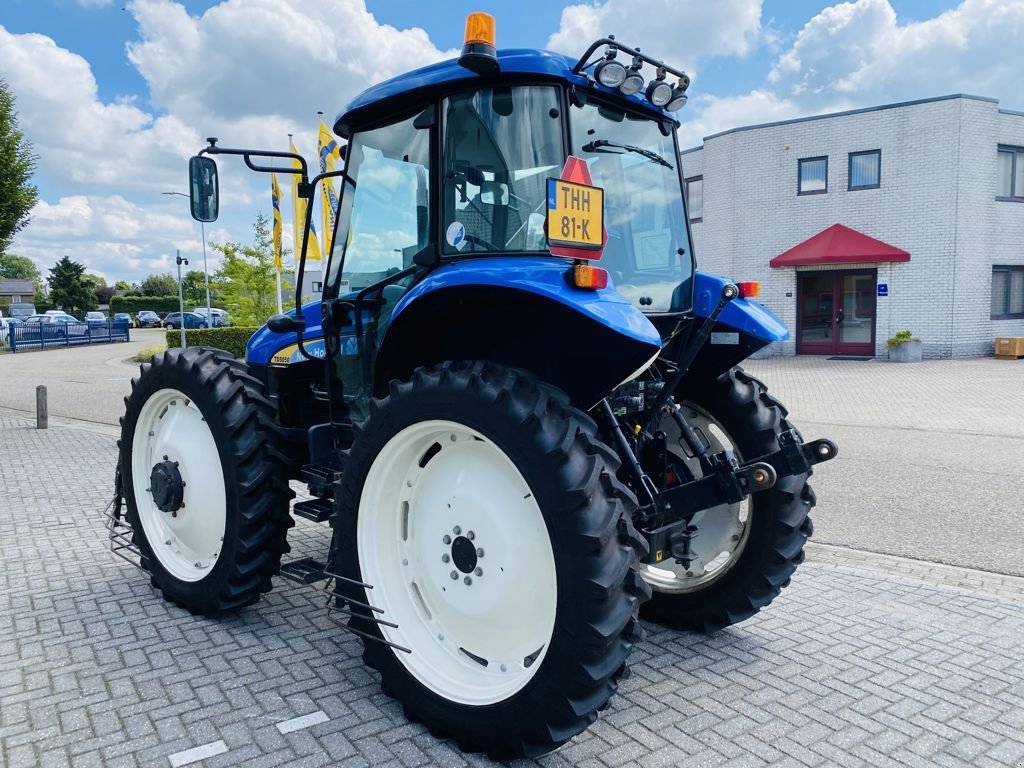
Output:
[{"left": 1, "top": 341, "right": 1021, "bottom": 576}]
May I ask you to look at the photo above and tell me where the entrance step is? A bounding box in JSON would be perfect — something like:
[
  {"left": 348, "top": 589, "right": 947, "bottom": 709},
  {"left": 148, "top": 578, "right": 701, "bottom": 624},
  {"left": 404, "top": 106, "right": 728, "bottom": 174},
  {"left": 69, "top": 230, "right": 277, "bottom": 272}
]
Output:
[
  {"left": 301, "top": 461, "right": 344, "bottom": 496},
  {"left": 293, "top": 498, "right": 333, "bottom": 523},
  {"left": 279, "top": 557, "right": 328, "bottom": 584}
]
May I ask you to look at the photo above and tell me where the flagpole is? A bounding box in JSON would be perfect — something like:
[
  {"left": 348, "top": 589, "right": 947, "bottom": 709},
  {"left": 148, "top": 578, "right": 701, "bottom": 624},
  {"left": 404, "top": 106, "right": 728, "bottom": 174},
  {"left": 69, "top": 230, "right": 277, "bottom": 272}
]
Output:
[{"left": 275, "top": 267, "right": 283, "bottom": 314}]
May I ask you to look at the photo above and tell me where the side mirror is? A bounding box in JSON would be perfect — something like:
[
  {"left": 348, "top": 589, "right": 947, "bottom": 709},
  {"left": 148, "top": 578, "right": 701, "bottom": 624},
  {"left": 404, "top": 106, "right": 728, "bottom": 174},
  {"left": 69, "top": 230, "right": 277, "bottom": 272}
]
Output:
[
  {"left": 189, "top": 155, "right": 219, "bottom": 222},
  {"left": 267, "top": 314, "right": 306, "bottom": 334}
]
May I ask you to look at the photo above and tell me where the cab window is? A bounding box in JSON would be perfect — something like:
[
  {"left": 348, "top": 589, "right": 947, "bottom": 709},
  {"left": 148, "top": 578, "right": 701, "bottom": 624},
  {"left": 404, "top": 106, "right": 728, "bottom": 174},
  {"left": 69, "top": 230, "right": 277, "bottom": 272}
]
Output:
[{"left": 441, "top": 86, "right": 563, "bottom": 254}]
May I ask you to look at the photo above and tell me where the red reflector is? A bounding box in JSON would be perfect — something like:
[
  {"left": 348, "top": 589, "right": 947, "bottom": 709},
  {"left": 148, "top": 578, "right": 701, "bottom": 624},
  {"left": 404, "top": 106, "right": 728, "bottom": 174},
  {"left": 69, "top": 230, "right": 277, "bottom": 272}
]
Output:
[
  {"left": 738, "top": 280, "right": 761, "bottom": 298},
  {"left": 573, "top": 264, "right": 608, "bottom": 289}
]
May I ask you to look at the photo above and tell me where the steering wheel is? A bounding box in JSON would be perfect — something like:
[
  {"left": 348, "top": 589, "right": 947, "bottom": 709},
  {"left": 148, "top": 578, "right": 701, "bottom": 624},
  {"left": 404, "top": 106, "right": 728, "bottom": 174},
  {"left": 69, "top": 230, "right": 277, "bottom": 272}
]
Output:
[{"left": 463, "top": 233, "right": 501, "bottom": 252}]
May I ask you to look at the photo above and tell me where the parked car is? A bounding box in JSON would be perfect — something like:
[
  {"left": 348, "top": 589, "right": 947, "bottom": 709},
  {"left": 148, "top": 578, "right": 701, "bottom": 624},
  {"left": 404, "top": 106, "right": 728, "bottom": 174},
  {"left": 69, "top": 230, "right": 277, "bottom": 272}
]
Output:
[
  {"left": 113, "top": 313, "right": 133, "bottom": 326},
  {"left": 136, "top": 310, "right": 163, "bottom": 328},
  {"left": 84, "top": 311, "right": 108, "bottom": 326},
  {"left": 162, "top": 311, "right": 208, "bottom": 329},
  {"left": 0, "top": 316, "right": 26, "bottom": 342},
  {"left": 8, "top": 303, "right": 36, "bottom": 319},
  {"left": 22, "top": 313, "right": 87, "bottom": 338},
  {"left": 193, "top": 307, "right": 232, "bottom": 327}
]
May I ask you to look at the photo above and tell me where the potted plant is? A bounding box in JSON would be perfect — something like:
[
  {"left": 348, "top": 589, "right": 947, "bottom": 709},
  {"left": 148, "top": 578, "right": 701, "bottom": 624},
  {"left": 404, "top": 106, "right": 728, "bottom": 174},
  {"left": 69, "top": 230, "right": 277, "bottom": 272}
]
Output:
[{"left": 886, "top": 329, "right": 922, "bottom": 362}]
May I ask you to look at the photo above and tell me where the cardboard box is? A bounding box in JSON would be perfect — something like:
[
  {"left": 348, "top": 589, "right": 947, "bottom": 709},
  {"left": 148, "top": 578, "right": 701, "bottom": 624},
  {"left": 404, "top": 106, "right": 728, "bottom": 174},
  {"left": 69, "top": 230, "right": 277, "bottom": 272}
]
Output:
[{"left": 994, "top": 337, "right": 1024, "bottom": 359}]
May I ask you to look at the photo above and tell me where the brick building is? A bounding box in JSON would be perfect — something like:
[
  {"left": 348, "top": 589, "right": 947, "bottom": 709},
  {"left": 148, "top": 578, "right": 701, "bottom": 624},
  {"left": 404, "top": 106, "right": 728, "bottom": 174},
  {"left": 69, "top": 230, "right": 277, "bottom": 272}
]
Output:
[{"left": 681, "top": 94, "right": 1024, "bottom": 358}]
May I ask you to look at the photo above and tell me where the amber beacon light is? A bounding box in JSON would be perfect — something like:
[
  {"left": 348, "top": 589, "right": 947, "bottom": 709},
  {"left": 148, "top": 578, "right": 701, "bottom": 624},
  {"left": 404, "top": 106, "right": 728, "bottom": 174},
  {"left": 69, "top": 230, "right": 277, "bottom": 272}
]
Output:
[{"left": 459, "top": 12, "right": 499, "bottom": 74}]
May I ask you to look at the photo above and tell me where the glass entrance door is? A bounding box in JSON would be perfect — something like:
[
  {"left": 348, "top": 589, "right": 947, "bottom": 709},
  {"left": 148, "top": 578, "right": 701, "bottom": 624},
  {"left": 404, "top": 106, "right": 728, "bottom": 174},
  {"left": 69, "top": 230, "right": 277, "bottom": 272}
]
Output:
[{"left": 797, "top": 270, "right": 876, "bottom": 356}]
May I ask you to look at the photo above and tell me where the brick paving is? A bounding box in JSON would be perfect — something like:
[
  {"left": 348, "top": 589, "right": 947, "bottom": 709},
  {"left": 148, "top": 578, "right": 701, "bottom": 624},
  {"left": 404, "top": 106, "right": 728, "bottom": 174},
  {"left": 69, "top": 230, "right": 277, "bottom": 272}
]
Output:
[{"left": 3, "top": 413, "right": 1024, "bottom": 767}]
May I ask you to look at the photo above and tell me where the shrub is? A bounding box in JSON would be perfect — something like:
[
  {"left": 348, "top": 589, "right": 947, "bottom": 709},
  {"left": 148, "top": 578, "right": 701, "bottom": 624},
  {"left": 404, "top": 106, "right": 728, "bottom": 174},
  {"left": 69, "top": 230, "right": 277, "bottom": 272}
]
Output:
[
  {"left": 885, "top": 329, "right": 920, "bottom": 349},
  {"left": 135, "top": 342, "right": 167, "bottom": 363},
  {"left": 111, "top": 295, "right": 187, "bottom": 316},
  {"left": 166, "top": 327, "right": 259, "bottom": 359}
]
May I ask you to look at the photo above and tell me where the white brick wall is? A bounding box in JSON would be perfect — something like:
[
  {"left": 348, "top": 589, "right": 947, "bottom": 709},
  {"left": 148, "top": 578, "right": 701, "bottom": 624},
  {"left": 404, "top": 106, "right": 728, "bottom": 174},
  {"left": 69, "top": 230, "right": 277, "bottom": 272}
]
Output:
[{"left": 681, "top": 95, "right": 1024, "bottom": 358}]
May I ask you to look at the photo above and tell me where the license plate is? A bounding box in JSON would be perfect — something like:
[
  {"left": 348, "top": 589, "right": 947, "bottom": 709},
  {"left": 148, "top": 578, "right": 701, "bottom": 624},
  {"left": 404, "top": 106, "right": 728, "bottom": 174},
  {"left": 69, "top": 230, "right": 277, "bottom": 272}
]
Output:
[{"left": 546, "top": 178, "right": 604, "bottom": 251}]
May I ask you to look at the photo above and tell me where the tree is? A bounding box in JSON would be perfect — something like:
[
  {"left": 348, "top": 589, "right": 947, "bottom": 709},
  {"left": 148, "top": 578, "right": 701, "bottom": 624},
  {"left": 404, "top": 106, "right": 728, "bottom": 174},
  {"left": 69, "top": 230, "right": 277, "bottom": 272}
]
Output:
[
  {"left": 114, "top": 280, "right": 132, "bottom": 291},
  {"left": 0, "top": 253, "right": 39, "bottom": 280},
  {"left": 139, "top": 273, "right": 178, "bottom": 297},
  {"left": 212, "top": 213, "right": 291, "bottom": 325},
  {"left": 47, "top": 256, "right": 97, "bottom": 316},
  {"left": 182, "top": 269, "right": 208, "bottom": 305},
  {"left": 0, "top": 81, "right": 38, "bottom": 255},
  {"left": 95, "top": 285, "right": 117, "bottom": 304}
]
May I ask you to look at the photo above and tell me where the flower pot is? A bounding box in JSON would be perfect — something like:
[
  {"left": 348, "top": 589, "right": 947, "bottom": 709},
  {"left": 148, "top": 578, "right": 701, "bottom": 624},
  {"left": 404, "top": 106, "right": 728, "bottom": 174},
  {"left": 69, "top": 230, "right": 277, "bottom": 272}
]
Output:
[{"left": 889, "top": 340, "right": 922, "bottom": 362}]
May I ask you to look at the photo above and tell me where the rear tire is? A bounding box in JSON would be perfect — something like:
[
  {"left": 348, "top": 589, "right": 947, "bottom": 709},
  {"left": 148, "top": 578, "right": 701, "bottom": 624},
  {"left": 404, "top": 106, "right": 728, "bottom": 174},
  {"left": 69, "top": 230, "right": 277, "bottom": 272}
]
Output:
[
  {"left": 330, "top": 362, "right": 649, "bottom": 758},
  {"left": 639, "top": 366, "right": 815, "bottom": 632},
  {"left": 119, "top": 347, "right": 293, "bottom": 613}
]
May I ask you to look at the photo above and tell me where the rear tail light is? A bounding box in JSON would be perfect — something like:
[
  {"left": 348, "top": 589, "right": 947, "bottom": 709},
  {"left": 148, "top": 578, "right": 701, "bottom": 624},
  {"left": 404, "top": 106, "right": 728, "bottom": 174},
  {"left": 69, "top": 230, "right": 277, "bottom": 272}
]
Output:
[
  {"left": 738, "top": 280, "right": 761, "bottom": 298},
  {"left": 572, "top": 264, "right": 609, "bottom": 289}
]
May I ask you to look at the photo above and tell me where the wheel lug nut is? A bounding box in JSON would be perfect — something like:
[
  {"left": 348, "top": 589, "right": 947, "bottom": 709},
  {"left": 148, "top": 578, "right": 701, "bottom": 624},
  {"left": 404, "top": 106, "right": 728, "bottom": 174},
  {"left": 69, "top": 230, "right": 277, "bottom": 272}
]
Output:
[
  {"left": 476, "top": 548, "right": 484, "bottom": 558},
  {"left": 441, "top": 554, "right": 450, "bottom": 563},
  {"left": 474, "top": 567, "right": 483, "bottom": 577},
  {"left": 453, "top": 525, "right": 461, "bottom": 535},
  {"left": 467, "top": 531, "right": 475, "bottom": 540},
  {"left": 443, "top": 535, "right": 451, "bottom": 545},
  {"left": 463, "top": 576, "right": 472, "bottom": 585},
  {"left": 450, "top": 571, "right": 458, "bottom": 580}
]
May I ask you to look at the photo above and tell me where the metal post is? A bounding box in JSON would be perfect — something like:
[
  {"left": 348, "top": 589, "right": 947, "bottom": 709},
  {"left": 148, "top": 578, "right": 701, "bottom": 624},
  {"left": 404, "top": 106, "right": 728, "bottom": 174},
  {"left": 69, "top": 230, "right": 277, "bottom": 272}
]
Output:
[
  {"left": 36, "top": 385, "right": 47, "bottom": 429},
  {"left": 201, "top": 220, "right": 212, "bottom": 322},
  {"left": 176, "top": 250, "right": 188, "bottom": 349}
]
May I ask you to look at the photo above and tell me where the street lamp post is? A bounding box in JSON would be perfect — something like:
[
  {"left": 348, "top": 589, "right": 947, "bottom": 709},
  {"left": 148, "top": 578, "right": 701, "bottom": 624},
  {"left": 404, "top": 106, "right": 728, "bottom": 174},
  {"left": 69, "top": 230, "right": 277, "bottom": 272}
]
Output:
[
  {"left": 176, "top": 250, "right": 189, "bottom": 349},
  {"left": 162, "top": 191, "right": 212, "bottom": 324}
]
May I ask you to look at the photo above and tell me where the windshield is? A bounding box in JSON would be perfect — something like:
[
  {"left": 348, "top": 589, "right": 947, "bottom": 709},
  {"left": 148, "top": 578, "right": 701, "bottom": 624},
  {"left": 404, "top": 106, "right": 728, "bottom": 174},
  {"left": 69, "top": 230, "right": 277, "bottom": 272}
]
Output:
[{"left": 570, "top": 100, "right": 693, "bottom": 312}]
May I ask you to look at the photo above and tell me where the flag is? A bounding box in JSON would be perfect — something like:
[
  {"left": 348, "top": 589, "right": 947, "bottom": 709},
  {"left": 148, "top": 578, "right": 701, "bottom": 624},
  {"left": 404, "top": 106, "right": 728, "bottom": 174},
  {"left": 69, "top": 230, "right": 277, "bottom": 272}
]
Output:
[
  {"left": 318, "top": 120, "right": 342, "bottom": 256},
  {"left": 289, "top": 137, "right": 322, "bottom": 262},
  {"left": 271, "top": 173, "right": 283, "bottom": 273}
]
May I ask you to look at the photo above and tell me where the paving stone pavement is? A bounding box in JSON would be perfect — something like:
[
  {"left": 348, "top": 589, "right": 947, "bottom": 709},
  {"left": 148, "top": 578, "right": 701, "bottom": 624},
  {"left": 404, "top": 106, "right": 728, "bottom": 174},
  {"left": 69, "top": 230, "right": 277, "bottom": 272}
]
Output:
[{"left": 2, "top": 414, "right": 1024, "bottom": 768}]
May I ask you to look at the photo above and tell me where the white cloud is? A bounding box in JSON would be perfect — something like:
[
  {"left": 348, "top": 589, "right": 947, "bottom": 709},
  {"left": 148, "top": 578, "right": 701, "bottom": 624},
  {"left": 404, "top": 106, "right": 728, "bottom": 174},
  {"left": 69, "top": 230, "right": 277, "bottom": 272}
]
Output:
[
  {"left": 769, "top": 0, "right": 1024, "bottom": 107},
  {"left": 547, "top": 0, "right": 763, "bottom": 68},
  {"left": 677, "top": 90, "right": 809, "bottom": 148}
]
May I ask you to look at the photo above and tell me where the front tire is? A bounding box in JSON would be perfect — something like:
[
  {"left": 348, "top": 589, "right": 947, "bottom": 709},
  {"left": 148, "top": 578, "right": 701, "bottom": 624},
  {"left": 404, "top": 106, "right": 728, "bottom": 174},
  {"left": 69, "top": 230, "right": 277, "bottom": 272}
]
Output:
[
  {"left": 119, "top": 347, "right": 293, "bottom": 613},
  {"left": 330, "top": 362, "right": 648, "bottom": 758},
  {"left": 639, "top": 367, "right": 815, "bottom": 632}
]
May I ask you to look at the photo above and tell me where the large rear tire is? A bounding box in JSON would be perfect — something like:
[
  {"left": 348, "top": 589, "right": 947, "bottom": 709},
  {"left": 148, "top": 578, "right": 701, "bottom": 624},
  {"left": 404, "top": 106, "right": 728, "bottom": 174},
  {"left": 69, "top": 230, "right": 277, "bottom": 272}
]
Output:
[
  {"left": 119, "top": 347, "right": 293, "bottom": 614},
  {"left": 330, "top": 362, "right": 649, "bottom": 758},
  {"left": 639, "top": 366, "right": 815, "bottom": 632}
]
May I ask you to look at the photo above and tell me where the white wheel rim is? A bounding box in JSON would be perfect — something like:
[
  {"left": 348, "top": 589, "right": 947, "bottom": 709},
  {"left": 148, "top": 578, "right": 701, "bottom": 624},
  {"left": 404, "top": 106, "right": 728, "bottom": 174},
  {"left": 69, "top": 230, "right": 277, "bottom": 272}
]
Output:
[
  {"left": 357, "top": 419, "right": 557, "bottom": 706},
  {"left": 131, "top": 387, "right": 227, "bottom": 582},
  {"left": 638, "top": 403, "right": 751, "bottom": 594}
]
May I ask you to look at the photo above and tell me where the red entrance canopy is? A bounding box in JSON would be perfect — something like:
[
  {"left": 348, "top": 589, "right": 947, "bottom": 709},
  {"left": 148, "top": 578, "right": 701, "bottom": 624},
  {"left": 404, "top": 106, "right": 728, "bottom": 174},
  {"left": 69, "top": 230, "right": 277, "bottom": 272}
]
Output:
[{"left": 770, "top": 223, "right": 910, "bottom": 267}]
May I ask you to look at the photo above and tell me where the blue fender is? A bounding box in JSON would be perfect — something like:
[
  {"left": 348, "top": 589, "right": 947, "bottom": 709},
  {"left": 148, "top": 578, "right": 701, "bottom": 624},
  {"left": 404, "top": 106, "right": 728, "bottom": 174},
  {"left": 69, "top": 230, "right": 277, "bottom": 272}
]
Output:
[
  {"left": 246, "top": 301, "right": 327, "bottom": 365},
  {"left": 391, "top": 256, "right": 661, "bottom": 348},
  {"left": 693, "top": 272, "right": 789, "bottom": 343}
]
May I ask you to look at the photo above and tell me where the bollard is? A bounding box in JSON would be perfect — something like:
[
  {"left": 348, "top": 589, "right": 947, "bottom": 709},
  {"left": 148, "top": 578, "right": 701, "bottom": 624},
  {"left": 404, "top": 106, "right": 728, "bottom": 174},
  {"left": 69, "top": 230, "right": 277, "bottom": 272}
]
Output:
[{"left": 36, "top": 385, "right": 48, "bottom": 429}]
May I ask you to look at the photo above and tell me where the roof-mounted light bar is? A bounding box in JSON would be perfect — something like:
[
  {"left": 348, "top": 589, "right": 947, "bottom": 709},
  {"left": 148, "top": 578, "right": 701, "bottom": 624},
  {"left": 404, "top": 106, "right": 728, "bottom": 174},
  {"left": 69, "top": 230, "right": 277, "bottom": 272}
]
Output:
[{"left": 573, "top": 37, "right": 691, "bottom": 112}]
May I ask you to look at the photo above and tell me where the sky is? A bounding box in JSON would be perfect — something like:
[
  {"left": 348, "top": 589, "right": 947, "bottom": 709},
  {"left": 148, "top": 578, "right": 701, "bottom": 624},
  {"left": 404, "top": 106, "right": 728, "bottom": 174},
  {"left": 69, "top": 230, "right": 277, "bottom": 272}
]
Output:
[{"left": 2, "top": 0, "right": 1022, "bottom": 286}]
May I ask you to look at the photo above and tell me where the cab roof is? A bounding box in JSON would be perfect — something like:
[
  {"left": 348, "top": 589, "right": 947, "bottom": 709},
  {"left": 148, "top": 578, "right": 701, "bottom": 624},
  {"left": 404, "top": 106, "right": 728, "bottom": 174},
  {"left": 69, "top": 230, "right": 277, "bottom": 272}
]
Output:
[{"left": 334, "top": 48, "right": 678, "bottom": 138}]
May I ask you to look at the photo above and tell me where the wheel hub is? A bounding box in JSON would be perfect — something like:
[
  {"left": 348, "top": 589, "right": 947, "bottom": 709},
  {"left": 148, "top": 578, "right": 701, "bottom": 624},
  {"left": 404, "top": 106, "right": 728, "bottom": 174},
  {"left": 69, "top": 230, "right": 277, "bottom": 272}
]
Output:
[
  {"left": 450, "top": 535, "right": 478, "bottom": 574},
  {"left": 150, "top": 459, "right": 184, "bottom": 513}
]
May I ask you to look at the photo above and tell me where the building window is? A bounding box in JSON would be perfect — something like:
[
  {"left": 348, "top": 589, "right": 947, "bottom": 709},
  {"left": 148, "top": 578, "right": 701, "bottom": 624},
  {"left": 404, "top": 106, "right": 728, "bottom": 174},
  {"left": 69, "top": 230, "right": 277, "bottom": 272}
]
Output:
[
  {"left": 312, "top": 281, "right": 323, "bottom": 293},
  {"left": 848, "top": 150, "right": 881, "bottom": 190},
  {"left": 684, "top": 176, "right": 703, "bottom": 222},
  {"left": 992, "top": 266, "right": 1024, "bottom": 318},
  {"left": 798, "top": 157, "right": 827, "bottom": 195},
  {"left": 997, "top": 146, "right": 1024, "bottom": 200}
]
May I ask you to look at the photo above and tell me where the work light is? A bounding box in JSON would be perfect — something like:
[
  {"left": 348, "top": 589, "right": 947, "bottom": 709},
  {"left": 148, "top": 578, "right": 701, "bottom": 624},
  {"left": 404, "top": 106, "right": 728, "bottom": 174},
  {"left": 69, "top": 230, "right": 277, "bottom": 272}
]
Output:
[
  {"left": 646, "top": 70, "right": 673, "bottom": 107},
  {"left": 619, "top": 58, "right": 645, "bottom": 96},
  {"left": 595, "top": 55, "right": 628, "bottom": 88},
  {"left": 665, "top": 74, "right": 690, "bottom": 111}
]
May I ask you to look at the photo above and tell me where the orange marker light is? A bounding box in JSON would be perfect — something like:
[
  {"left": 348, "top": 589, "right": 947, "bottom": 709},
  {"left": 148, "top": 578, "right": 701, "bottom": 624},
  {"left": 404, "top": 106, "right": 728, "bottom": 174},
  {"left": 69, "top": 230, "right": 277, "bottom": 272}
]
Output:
[
  {"left": 464, "top": 12, "right": 496, "bottom": 46},
  {"left": 738, "top": 280, "right": 761, "bottom": 298},
  {"left": 573, "top": 264, "right": 609, "bottom": 289}
]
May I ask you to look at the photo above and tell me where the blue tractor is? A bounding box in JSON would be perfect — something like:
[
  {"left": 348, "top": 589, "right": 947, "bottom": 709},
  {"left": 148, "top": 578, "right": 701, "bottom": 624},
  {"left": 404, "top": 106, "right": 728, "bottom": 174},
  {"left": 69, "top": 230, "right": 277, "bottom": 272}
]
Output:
[{"left": 113, "top": 14, "right": 836, "bottom": 758}]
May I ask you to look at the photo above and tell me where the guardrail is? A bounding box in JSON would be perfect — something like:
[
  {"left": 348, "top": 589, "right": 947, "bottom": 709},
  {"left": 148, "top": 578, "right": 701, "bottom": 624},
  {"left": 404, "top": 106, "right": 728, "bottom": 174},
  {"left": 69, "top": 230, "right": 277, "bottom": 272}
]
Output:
[{"left": 7, "top": 320, "right": 131, "bottom": 353}]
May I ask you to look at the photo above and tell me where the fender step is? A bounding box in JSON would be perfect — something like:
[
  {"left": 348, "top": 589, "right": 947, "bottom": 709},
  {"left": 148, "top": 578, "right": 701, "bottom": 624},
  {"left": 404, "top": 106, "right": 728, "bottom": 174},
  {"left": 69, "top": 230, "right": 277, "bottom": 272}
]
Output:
[
  {"left": 301, "top": 462, "right": 344, "bottom": 496},
  {"left": 293, "top": 498, "right": 333, "bottom": 523}
]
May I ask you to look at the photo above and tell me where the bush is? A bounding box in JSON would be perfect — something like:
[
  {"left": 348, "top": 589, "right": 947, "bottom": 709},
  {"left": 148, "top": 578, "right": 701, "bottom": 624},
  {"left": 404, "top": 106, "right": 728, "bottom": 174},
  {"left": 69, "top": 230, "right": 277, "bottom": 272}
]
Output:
[
  {"left": 135, "top": 342, "right": 167, "bottom": 363},
  {"left": 111, "top": 295, "right": 187, "bottom": 316},
  {"left": 885, "top": 329, "right": 920, "bottom": 349},
  {"left": 166, "top": 327, "right": 259, "bottom": 359}
]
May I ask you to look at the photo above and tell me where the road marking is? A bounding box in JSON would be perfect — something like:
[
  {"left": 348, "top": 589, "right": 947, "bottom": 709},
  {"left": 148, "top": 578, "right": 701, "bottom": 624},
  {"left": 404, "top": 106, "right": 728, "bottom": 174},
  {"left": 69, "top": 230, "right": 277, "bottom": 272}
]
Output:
[
  {"left": 276, "top": 710, "right": 329, "bottom": 734},
  {"left": 168, "top": 740, "right": 228, "bottom": 767}
]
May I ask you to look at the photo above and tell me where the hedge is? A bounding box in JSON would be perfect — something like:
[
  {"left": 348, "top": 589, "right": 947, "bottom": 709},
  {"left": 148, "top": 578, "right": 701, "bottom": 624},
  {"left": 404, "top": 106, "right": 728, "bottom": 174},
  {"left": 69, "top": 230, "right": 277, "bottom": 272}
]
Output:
[
  {"left": 166, "top": 327, "right": 259, "bottom": 359},
  {"left": 111, "top": 295, "right": 190, "bottom": 316}
]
